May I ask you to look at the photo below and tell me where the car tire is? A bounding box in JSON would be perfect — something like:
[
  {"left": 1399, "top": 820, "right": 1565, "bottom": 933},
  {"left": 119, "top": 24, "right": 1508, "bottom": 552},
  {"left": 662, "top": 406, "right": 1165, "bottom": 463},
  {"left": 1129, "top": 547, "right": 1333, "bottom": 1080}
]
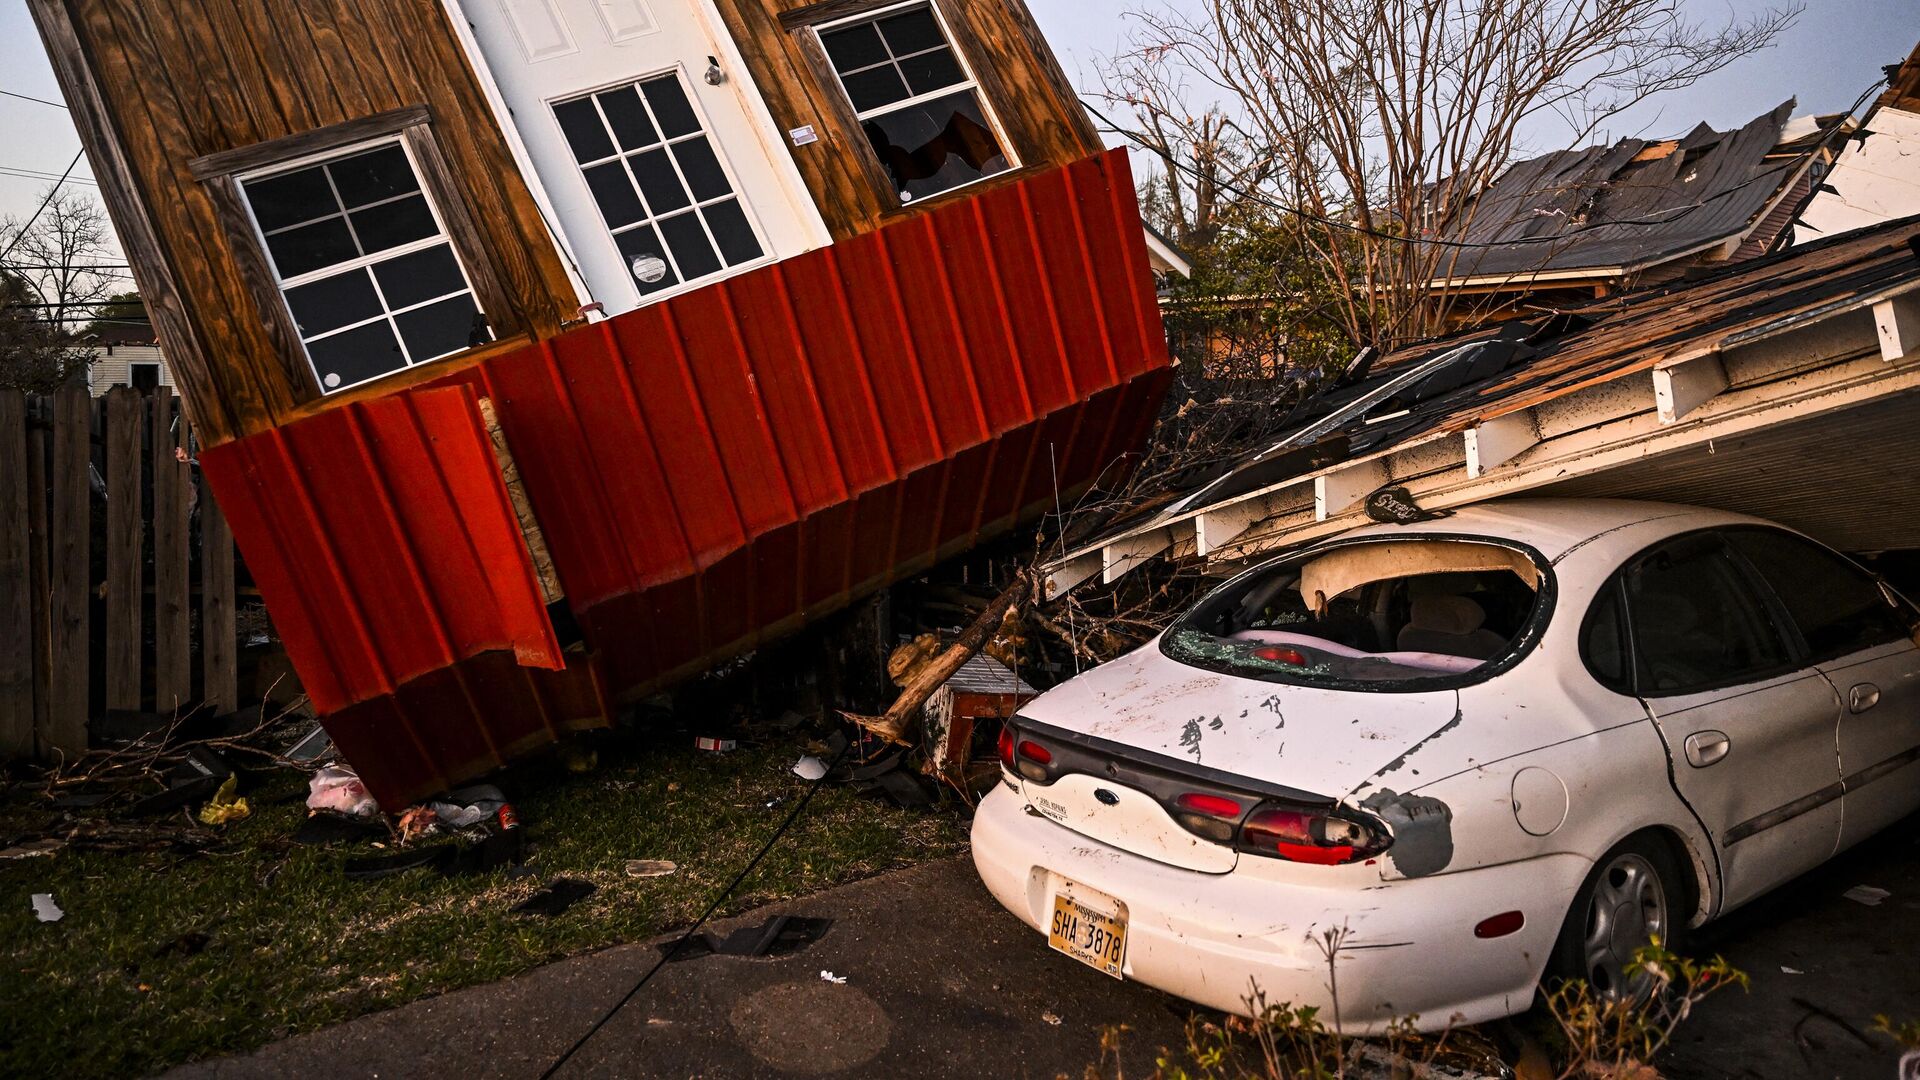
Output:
[{"left": 1546, "top": 833, "right": 1689, "bottom": 1001}]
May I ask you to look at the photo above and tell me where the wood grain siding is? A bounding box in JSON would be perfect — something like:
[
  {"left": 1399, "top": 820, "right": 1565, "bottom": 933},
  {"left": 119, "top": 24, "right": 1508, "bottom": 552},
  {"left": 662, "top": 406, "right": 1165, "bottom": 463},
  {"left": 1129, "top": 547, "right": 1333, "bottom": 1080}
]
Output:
[
  {"left": 29, "top": 0, "right": 579, "bottom": 447},
  {"left": 714, "top": 0, "right": 1102, "bottom": 239}
]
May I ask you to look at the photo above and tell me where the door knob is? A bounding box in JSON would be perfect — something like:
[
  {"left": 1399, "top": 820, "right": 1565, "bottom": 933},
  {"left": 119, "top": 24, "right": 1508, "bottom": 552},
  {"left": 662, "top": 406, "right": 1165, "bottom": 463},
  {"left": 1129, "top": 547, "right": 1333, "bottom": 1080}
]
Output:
[
  {"left": 1849, "top": 683, "right": 1881, "bottom": 713},
  {"left": 1684, "top": 730, "right": 1730, "bottom": 768}
]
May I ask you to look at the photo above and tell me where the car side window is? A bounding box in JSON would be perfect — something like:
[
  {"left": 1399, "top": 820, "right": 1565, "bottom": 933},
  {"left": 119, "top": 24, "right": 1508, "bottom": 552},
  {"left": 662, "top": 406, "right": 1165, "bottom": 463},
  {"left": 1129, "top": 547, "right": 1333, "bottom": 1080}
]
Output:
[
  {"left": 1623, "top": 535, "right": 1795, "bottom": 696},
  {"left": 1580, "top": 582, "right": 1633, "bottom": 694},
  {"left": 1724, "top": 528, "right": 1911, "bottom": 662}
]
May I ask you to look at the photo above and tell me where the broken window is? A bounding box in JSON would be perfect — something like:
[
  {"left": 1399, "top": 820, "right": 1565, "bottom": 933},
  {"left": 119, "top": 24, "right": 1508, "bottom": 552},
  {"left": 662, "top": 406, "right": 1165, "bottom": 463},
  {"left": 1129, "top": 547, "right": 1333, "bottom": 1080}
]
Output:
[
  {"left": 816, "top": 2, "right": 1013, "bottom": 204},
  {"left": 552, "top": 74, "right": 765, "bottom": 298},
  {"left": 238, "top": 140, "right": 491, "bottom": 392},
  {"left": 1164, "top": 539, "right": 1548, "bottom": 688}
]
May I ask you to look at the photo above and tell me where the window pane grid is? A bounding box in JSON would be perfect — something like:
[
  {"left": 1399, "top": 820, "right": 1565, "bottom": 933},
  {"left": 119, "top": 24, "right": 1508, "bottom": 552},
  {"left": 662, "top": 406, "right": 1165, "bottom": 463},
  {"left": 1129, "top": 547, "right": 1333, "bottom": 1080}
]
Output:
[
  {"left": 239, "top": 137, "right": 491, "bottom": 393},
  {"left": 553, "top": 72, "right": 765, "bottom": 298}
]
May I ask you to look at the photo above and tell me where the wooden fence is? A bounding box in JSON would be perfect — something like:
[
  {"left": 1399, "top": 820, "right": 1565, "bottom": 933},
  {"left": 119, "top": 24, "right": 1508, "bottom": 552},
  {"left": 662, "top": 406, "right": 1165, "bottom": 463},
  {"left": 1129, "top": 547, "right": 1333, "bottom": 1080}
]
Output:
[{"left": 0, "top": 384, "right": 237, "bottom": 760}]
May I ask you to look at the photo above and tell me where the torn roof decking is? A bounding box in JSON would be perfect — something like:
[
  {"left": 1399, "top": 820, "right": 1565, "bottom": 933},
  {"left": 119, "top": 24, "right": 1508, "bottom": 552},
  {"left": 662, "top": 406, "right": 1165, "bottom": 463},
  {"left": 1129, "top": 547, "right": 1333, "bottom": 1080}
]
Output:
[
  {"left": 1046, "top": 214, "right": 1920, "bottom": 597},
  {"left": 1427, "top": 102, "right": 1805, "bottom": 285}
]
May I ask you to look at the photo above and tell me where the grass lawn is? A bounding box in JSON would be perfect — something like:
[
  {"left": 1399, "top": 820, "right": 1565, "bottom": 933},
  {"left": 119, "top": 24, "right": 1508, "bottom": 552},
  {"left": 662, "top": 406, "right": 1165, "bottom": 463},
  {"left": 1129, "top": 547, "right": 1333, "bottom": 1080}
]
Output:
[{"left": 0, "top": 733, "right": 967, "bottom": 1078}]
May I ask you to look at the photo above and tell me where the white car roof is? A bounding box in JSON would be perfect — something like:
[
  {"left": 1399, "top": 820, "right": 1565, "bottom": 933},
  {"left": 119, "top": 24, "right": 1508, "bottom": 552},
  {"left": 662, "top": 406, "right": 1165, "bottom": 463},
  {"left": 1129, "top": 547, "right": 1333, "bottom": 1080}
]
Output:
[{"left": 1327, "top": 497, "right": 1779, "bottom": 563}]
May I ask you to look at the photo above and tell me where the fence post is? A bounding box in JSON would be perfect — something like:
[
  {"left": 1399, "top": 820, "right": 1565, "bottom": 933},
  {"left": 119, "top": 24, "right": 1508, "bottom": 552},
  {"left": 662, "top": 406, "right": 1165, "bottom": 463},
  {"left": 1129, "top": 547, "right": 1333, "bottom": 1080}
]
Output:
[
  {"left": 152, "top": 387, "right": 190, "bottom": 714},
  {"left": 47, "top": 384, "right": 89, "bottom": 755},
  {"left": 104, "top": 388, "right": 142, "bottom": 712},
  {"left": 0, "top": 390, "right": 31, "bottom": 756},
  {"left": 201, "top": 469, "right": 237, "bottom": 716}
]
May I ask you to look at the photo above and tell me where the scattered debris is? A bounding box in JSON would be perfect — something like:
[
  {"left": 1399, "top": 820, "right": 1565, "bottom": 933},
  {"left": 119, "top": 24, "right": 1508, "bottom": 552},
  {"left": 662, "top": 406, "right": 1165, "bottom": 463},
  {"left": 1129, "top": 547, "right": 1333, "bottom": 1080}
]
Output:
[
  {"left": 291, "top": 812, "right": 385, "bottom": 846},
  {"left": 128, "top": 749, "right": 233, "bottom": 817},
  {"left": 397, "top": 805, "right": 439, "bottom": 844},
  {"left": 307, "top": 765, "right": 378, "bottom": 819},
  {"left": 425, "top": 784, "right": 508, "bottom": 829},
  {"left": 662, "top": 915, "right": 832, "bottom": 962},
  {"left": 1782, "top": 965, "right": 1805, "bottom": 975},
  {"left": 31, "top": 893, "right": 63, "bottom": 923},
  {"left": 342, "top": 828, "right": 524, "bottom": 879},
  {"left": 1843, "top": 885, "right": 1890, "bottom": 906},
  {"left": 197, "top": 774, "right": 251, "bottom": 825},
  {"left": 625, "top": 859, "right": 678, "bottom": 878},
  {"left": 792, "top": 755, "right": 828, "bottom": 781},
  {"left": 0, "top": 838, "right": 64, "bottom": 861},
  {"left": 842, "top": 571, "right": 1031, "bottom": 745},
  {"left": 695, "top": 736, "right": 737, "bottom": 752},
  {"left": 513, "top": 878, "right": 597, "bottom": 916},
  {"left": 819, "top": 970, "right": 847, "bottom": 984},
  {"left": 285, "top": 724, "right": 333, "bottom": 764},
  {"left": 1041, "top": 1011, "right": 1062, "bottom": 1026}
]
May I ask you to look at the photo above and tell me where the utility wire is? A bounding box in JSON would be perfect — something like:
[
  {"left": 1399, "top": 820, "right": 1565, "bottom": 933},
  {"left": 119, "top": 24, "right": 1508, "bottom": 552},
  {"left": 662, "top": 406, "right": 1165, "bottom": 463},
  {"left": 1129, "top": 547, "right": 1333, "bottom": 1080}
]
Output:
[
  {"left": 1080, "top": 77, "right": 1882, "bottom": 255},
  {"left": 0, "top": 88, "right": 68, "bottom": 110},
  {"left": 536, "top": 737, "right": 856, "bottom": 1079},
  {"left": 0, "top": 150, "right": 84, "bottom": 264}
]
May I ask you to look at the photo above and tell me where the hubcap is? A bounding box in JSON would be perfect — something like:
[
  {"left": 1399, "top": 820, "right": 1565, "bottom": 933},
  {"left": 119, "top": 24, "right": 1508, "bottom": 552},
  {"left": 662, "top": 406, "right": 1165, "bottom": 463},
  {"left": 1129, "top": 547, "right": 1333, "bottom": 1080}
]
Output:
[{"left": 1582, "top": 852, "right": 1667, "bottom": 1000}]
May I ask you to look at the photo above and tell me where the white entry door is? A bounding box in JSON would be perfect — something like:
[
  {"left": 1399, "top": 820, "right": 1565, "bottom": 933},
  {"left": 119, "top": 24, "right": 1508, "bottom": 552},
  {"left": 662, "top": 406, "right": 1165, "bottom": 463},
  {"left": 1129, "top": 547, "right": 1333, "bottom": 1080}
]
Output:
[{"left": 455, "top": 0, "right": 827, "bottom": 312}]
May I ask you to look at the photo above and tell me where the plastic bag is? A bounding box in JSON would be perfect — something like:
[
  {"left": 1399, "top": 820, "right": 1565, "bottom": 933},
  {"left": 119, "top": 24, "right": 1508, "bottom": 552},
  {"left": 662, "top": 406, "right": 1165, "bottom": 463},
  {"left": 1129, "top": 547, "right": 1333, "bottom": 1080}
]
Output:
[{"left": 307, "top": 765, "right": 379, "bottom": 819}]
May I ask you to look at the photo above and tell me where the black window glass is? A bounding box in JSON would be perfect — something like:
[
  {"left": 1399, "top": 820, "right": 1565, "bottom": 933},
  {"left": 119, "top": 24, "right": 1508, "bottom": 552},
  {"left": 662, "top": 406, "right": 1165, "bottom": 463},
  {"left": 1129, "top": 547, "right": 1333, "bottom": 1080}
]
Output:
[
  {"left": 642, "top": 77, "right": 700, "bottom": 139},
  {"left": 371, "top": 244, "right": 466, "bottom": 310},
  {"left": 244, "top": 167, "right": 335, "bottom": 232},
  {"left": 265, "top": 217, "right": 358, "bottom": 278},
  {"left": 1625, "top": 536, "right": 1794, "bottom": 695},
  {"left": 349, "top": 194, "right": 438, "bottom": 255},
  {"left": 703, "top": 199, "right": 762, "bottom": 265},
  {"left": 897, "top": 48, "right": 965, "bottom": 96},
  {"left": 877, "top": 7, "right": 945, "bottom": 54},
  {"left": 554, "top": 97, "right": 615, "bottom": 163},
  {"left": 307, "top": 319, "right": 405, "bottom": 390},
  {"left": 328, "top": 146, "right": 419, "bottom": 208},
  {"left": 1582, "top": 584, "right": 1631, "bottom": 693},
  {"left": 630, "top": 148, "right": 690, "bottom": 213},
  {"left": 672, "top": 139, "right": 730, "bottom": 202},
  {"left": 394, "top": 293, "right": 487, "bottom": 361},
  {"left": 130, "top": 364, "right": 159, "bottom": 392},
  {"left": 658, "top": 212, "right": 721, "bottom": 281},
  {"left": 860, "top": 89, "right": 1008, "bottom": 201},
  {"left": 584, "top": 162, "right": 648, "bottom": 228},
  {"left": 821, "top": 23, "right": 888, "bottom": 73},
  {"left": 615, "top": 225, "right": 678, "bottom": 295},
  {"left": 284, "top": 269, "right": 382, "bottom": 338},
  {"left": 1726, "top": 529, "right": 1909, "bottom": 661},
  {"left": 598, "top": 87, "right": 659, "bottom": 151},
  {"left": 841, "top": 65, "right": 911, "bottom": 113}
]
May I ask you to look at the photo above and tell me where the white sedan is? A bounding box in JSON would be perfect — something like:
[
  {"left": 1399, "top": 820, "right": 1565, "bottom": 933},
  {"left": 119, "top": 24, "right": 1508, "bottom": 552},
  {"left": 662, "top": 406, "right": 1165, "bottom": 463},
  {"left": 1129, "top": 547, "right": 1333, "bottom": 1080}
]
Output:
[{"left": 973, "top": 499, "right": 1920, "bottom": 1031}]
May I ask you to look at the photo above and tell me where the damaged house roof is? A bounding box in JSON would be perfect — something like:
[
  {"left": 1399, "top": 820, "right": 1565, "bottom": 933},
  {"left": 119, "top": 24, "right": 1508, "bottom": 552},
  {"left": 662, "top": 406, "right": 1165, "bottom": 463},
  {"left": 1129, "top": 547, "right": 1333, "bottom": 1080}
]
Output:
[
  {"left": 1426, "top": 101, "right": 1821, "bottom": 287},
  {"left": 1045, "top": 212, "right": 1920, "bottom": 598}
]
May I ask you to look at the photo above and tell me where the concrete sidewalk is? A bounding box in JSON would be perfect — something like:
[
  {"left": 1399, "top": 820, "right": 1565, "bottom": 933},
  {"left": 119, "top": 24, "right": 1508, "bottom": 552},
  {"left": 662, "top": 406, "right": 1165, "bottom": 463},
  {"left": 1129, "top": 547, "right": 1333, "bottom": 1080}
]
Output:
[
  {"left": 166, "top": 857, "right": 1191, "bottom": 1079},
  {"left": 167, "top": 832, "right": 1920, "bottom": 1079}
]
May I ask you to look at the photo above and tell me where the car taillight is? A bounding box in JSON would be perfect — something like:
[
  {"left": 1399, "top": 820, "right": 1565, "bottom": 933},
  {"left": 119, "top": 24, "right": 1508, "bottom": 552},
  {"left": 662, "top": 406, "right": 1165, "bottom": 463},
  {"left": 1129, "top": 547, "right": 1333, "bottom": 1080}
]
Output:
[
  {"left": 1237, "top": 803, "right": 1387, "bottom": 865},
  {"left": 1006, "top": 738, "right": 1052, "bottom": 782},
  {"left": 1172, "top": 791, "right": 1245, "bottom": 842},
  {"left": 997, "top": 727, "right": 1015, "bottom": 769},
  {"left": 1252, "top": 645, "right": 1306, "bottom": 665},
  {"left": 1018, "top": 740, "right": 1053, "bottom": 765}
]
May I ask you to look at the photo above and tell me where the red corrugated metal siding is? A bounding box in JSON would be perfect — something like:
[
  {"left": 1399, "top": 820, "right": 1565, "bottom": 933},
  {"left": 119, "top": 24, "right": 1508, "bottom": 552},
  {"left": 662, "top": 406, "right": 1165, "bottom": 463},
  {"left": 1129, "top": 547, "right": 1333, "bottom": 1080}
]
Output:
[{"left": 200, "top": 149, "right": 1171, "bottom": 806}]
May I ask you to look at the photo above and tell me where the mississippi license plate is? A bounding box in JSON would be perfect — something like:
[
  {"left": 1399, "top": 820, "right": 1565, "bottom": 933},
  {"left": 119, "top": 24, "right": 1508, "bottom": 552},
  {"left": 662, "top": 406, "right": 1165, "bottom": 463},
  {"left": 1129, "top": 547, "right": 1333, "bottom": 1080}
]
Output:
[{"left": 1048, "top": 888, "right": 1127, "bottom": 978}]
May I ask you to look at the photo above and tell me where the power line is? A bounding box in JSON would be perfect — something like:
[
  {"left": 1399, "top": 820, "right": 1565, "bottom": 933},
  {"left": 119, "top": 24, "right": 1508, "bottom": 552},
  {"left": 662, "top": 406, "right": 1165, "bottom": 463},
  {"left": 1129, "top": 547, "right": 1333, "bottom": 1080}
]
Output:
[
  {"left": 0, "top": 150, "right": 84, "bottom": 264},
  {"left": 0, "top": 88, "right": 68, "bottom": 110},
  {"left": 0, "top": 167, "right": 97, "bottom": 187},
  {"left": 0, "top": 262, "right": 130, "bottom": 270}
]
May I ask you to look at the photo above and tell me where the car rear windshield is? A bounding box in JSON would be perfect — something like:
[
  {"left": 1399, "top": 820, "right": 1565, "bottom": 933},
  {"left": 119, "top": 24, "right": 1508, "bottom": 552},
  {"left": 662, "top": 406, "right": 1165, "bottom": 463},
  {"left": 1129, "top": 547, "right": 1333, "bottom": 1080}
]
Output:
[{"left": 1162, "top": 538, "right": 1548, "bottom": 689}]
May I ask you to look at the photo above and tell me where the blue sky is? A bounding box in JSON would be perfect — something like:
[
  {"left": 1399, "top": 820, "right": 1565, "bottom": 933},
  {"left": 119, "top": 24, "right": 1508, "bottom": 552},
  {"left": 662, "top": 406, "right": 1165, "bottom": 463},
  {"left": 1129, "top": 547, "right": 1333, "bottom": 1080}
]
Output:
[{"left": 0, "top": 0, "right": 1910, "bottom": 242}]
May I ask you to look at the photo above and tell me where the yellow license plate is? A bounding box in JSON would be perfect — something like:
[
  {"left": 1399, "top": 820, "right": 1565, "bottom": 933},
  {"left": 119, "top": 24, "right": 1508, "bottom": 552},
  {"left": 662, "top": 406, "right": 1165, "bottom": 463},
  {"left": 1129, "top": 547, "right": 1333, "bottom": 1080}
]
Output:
[{"left": 1048, "top": 889, "right": 1127, "bottom": 978}]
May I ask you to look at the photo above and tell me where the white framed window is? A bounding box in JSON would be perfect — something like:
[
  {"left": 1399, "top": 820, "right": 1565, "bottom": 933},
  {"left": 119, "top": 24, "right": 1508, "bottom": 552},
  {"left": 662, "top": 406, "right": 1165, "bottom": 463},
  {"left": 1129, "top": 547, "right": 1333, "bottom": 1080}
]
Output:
[
  {"left": 237, "top": 138, "right": 492, "bottom": 393},
  {"left": 128, "top": 360, "right": 161, "bottom": 392},
  {"left": 814, "top": 0, "right": 1015, "bottom": 204},
  {"left": 550, "top": 71, "right": 768, "bottom": 300}
]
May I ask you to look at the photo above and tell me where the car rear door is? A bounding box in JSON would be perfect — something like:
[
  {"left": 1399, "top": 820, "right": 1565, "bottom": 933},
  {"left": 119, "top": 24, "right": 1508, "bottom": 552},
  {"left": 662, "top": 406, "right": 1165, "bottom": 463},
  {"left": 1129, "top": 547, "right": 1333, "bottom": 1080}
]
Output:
[
  {"left": 1619, "top": 532, "right": 1843, "bottom": 913},
  {"left": 1723, "top": 528, "right": 1920, "bottom": 850}
]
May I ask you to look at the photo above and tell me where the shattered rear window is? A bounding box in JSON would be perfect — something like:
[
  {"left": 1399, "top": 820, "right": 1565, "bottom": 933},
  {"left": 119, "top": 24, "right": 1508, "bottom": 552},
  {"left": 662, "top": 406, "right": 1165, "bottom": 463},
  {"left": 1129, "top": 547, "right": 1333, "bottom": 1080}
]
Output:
[{"left": 1162, "top": 537, "right": 1551, "bottom": 690}]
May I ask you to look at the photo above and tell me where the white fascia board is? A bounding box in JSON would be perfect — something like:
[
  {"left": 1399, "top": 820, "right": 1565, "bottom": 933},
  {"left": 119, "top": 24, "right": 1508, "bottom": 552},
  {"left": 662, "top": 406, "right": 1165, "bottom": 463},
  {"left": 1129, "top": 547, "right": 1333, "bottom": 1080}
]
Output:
[
  {"left": 1042, "top": 551, "right": 1103, "bottom": 601},
  {"left": 1875, "top": 292, "right": 1920, "bottom": 362},
  {"left": 1464, "top": 409, "right": 1540, "bottom": 476},
  {"left": 1653, "top": 350, "right": 1730, "bottom": 424},
  {"left": 1196, "top": 494, "right": 1275, "bottom": 556},
  {"left": 1101, "top": 528, "right": 1172, "bottom": 585},
  {"left": 1314, "top": 458, "right": 1389, "bottom": 520}
]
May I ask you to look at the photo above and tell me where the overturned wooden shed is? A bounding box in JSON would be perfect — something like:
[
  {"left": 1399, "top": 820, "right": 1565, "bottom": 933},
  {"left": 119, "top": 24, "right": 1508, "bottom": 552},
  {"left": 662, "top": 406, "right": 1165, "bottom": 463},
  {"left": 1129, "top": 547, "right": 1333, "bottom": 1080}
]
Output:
[{"left": 31, "top": 0, "right": 1170, "bottom": 804}]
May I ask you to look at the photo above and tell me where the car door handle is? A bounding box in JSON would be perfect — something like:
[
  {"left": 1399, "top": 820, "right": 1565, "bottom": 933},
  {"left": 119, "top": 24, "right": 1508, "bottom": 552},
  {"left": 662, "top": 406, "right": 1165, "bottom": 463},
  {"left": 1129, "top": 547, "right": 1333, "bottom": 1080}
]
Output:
[
  {"left": 1684, "top": 730, "right": 1730, "bottom": 768},
  {"left": 1849, "top": 683, "right": 1881, "bottom": 713}
]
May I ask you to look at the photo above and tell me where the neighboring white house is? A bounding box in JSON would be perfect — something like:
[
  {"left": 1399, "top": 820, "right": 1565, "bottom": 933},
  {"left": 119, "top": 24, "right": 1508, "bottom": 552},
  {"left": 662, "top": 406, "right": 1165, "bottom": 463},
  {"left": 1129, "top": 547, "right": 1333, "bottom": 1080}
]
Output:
[{"left": 85, "top": 322, "right": 175, "bottom": 396}]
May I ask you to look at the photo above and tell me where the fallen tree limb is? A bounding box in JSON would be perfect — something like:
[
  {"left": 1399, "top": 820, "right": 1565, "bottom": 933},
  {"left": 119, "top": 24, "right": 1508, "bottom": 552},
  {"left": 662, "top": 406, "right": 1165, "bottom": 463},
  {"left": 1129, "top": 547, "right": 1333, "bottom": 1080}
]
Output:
[{"left": 840, "top": 569, "right": 1033, "bottom": 745}]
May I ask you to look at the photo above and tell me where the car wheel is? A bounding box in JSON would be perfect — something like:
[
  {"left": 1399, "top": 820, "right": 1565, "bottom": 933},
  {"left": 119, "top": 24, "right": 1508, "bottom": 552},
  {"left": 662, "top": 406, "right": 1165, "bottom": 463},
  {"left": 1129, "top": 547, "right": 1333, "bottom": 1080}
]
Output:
[{"left": 1548, "top": 835, "right": 1687, "bottom": 1001}]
